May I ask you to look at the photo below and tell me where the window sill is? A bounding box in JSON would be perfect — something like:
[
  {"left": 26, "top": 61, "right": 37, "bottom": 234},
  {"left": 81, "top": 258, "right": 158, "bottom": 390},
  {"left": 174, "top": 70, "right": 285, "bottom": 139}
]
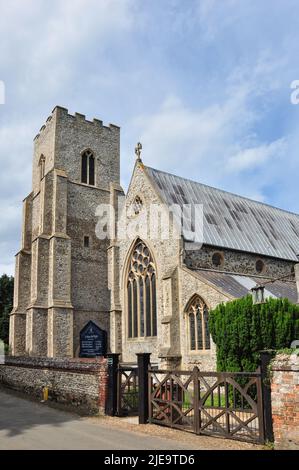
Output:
[
  {"left": 188, "top": 349, "right": 211, "bottom": 355},
  {"left": 69, "top": 179, "right": 111, "bottom": 192},
  {"left": 126, "top": 336, "right": 157, "bottom": 342},
  {"left": 79, "top": 181, "right": 96, "bottom": 188}
]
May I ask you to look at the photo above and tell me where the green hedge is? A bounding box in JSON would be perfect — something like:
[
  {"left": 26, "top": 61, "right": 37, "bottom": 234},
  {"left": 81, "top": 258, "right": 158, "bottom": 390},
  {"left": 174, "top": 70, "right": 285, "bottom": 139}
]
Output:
[{"left": 209, "top": 295, "right": 299, "bottom": 372}]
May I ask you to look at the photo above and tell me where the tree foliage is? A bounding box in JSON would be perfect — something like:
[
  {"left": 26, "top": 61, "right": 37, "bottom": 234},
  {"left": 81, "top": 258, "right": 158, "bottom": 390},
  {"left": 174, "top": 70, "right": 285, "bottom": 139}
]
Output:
[
  {"left": 0, "top": 274, "right": 14, "bottom": 344},
  {"left": 209, "top": 295, "right": 299, "bottom": 372}
]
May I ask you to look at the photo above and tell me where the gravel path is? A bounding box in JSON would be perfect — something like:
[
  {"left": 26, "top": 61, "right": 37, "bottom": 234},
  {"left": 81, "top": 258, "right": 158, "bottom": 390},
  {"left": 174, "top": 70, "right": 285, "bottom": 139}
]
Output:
[{"left": 91, "top": 415, "right": 266, "bottom": 451}]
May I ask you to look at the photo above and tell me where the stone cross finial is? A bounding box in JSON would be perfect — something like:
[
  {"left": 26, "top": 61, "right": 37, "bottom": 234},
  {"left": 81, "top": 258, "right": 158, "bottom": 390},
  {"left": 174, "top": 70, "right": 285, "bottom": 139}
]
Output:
[{"left": 135, "top": 142, "right": 142, "bottom": 161}]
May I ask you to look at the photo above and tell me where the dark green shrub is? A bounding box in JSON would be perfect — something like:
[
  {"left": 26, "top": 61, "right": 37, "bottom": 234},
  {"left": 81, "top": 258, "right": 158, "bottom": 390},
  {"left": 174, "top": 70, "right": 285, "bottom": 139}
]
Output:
[
  {"left": 209, "top": 295, "right": 299, "bottom": 372},
  {"left": 0, "top": 274, "right": 14, "bottom": 345}
]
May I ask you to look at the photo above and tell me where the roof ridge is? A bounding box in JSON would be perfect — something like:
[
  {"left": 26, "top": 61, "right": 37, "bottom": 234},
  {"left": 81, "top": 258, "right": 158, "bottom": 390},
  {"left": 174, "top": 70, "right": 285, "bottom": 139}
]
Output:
[{"left": 145, "top": 165, "right": 299, "bottom": 219}]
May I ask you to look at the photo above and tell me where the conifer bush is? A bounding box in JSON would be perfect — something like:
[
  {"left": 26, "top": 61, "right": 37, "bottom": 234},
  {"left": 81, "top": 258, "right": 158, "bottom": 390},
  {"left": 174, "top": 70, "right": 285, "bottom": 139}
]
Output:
[{"left": 209, "top": 295, "right": 299, "bottom": 372}]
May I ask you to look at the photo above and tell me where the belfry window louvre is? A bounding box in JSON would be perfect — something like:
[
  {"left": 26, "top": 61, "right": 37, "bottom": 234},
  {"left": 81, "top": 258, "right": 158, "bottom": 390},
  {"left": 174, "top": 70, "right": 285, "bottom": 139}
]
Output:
[
  {"left": 187, "top": 295, "right": 210, "bottom": 351},
  {"left": 127, "top": 239, "right": 157, "bottom": 338},
  {"left": 81, "top": 150, "right": 95, "bottom": 185}
]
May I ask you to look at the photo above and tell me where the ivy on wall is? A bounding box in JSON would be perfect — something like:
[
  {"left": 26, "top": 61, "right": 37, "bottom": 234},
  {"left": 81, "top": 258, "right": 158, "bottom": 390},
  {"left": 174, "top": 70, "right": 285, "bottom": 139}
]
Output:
[{"left": 209, "top": 295, "right": 299, "bottom": 372}]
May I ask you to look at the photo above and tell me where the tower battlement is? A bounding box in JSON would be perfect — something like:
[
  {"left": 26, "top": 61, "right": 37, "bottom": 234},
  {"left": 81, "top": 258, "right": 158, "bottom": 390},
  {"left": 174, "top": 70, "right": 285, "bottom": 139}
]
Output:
[
  {"left": 34, "top": 106, "right": 120, "bottom": 141},
  {"left": 32, "top": 106, "right": 120, "bottom": 195}
]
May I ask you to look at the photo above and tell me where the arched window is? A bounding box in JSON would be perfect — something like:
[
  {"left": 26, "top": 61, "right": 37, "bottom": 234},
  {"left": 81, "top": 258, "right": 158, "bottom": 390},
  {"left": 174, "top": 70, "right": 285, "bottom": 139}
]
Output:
[
  {"left": 81, "top": 150, "right": 95, "bottom": 185},
  {"left": 127, "top": 239, "right": 157, "bottom": 338},
  {"left": 186, "top": 295, "right": 210, "bottom": 351},
  {"left": 39, "top": 155, "right": 46, "bottom": 180}
]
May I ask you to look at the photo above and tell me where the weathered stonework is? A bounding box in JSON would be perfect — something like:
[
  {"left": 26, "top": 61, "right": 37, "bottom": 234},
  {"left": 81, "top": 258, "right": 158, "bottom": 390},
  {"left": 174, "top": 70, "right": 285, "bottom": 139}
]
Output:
[
  {"left": 271, "top": 353, "right": 299, "bottom": 450},
  {"left": 185, "top": 245, "right": 296, "bottom": 279},
  {"left": 178, "top": 266, "right": 231, "bottom": 371},
  {"left": 10, "top": 106, "right": 121, "bottom": 358},
  {"left": 114, "top": 162, "right": 182, "bottom": 366},
  {"left": 0, "top": 356, "right": 108, "bottom": 414}
]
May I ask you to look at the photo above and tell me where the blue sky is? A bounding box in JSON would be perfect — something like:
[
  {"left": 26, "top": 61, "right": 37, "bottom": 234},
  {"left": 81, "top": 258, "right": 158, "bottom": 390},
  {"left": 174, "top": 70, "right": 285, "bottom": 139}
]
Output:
[{"left": 0, "top": 0, "right": 299, "bottom": 275}]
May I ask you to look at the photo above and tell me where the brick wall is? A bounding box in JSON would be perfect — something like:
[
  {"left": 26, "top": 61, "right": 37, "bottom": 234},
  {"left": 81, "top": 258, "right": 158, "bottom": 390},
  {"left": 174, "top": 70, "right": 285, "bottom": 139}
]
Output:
[
  {"left": 0, "top": 356, "right": 108, "bottom": 415},
  {"left": 271, "top": 353, "right": 299, "bottom": 450}
]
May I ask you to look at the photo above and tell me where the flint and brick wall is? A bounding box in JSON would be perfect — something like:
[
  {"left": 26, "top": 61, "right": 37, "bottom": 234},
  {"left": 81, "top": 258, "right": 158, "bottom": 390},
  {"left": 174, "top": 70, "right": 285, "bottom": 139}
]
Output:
[
  {"left": 0, "top": 356, "right": 108, "bottom": 415},
  {"left": 271, "top": 353, "right": 299, "bottom": 450}
]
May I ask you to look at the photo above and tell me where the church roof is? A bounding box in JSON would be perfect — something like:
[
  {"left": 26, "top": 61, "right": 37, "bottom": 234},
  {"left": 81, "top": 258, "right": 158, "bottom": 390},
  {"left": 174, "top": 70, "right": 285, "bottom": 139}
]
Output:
[
  {"left": 193, "top": 269, "right": 297, "bottom": 304},
  {"left": 145, "top": 166, "right": 299, "bottom": 261}
]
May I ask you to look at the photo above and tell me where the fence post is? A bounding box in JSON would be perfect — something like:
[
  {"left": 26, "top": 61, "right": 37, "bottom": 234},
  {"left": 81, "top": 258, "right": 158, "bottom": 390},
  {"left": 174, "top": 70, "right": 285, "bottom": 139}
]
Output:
[
  {"left": 260, "top": 350, "right": 275, "bottom": 442},
  {"left": 137, "top": 353, "right": 151, "bottom": 424},
  {"left": 193, "top": 366, "right": 200, "bottom": 434},
  {"left": 105, "top": 353, "right": 120, "bottom": 416}
]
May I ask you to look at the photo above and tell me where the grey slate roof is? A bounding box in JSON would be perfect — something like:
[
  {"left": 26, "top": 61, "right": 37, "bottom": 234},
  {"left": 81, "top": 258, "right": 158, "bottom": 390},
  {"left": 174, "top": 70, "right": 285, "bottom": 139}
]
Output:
[
  {"left": 194, "top": 269, "right": 297, "bottom": 304},
  {"left": 145, "top": 166, "right": 299, "bottom": 261}
]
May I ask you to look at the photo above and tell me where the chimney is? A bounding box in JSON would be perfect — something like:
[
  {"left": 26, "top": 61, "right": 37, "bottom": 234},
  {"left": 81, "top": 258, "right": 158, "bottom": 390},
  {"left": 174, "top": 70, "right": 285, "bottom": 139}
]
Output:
[{"left": 295, "top": 261, "right": 299, "bottom": 304}]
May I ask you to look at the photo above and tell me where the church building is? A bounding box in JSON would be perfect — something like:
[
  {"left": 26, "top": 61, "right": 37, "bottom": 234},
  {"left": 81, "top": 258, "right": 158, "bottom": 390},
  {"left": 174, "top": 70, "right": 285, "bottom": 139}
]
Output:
[{"left": 9, "top": 107, "right": 299, "bottom": 370}]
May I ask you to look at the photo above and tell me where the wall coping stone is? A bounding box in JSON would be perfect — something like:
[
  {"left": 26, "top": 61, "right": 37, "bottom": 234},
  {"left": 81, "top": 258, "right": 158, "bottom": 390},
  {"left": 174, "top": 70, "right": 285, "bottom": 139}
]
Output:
[
  {"left": 271, "top": 352, "right": 299, "bottom": 372},
  {"left": 2, "top": 356, "right": 107, "bottom": 374}
]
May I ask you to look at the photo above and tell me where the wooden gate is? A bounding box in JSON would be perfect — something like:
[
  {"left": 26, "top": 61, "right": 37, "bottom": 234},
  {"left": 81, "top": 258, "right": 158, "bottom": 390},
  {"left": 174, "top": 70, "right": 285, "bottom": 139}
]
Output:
[
  {"left": 148, "top": 366, "right": 265, "bottom": 444},
  {"left": 117, "top": 365, "right": 139, "bottom": 416}
]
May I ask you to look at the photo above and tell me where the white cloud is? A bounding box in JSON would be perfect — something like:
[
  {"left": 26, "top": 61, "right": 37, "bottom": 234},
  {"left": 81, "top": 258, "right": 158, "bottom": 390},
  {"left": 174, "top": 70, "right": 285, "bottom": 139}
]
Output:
[
  {"left": 227, "top": 139, "right": 286, "bottom": 172},
  {"left": 0, "top": 121, "right": 36, "bottom": 273},
  {"left": 0, "top": 263, "right": 15, "bottom": 276},
  {"left": 0, "top": 0, "right": 135, "bottom": 97},
  {"left": 131, "top": 90, "right": 251, "bottom": 173},
  {"left": 31, "top": 0, "right": 134, "bottom": 61},
  {"left": 0, "top": 200, "right": 23, "bottom": 272},
  {"left": 0, "top": 0, "right": 299, "bottom": 277},
  {"left": 0, "top": 122, "right": 34, "bottom": 197},
  {"left": 129, "top": 73, "right": 261, "bottom": 175},
  {"left": 126, "top": 53, "right": 294, "bottom": 206},
  {"left": 0, "top": 0, "right": 133, "bottom": 51}
]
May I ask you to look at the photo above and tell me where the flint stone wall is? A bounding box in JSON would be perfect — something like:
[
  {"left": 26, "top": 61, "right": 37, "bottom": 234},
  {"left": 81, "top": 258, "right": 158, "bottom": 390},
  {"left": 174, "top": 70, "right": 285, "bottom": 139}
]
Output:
[{"left": 0, "top": 356, "right": 108, "bottom": 415}]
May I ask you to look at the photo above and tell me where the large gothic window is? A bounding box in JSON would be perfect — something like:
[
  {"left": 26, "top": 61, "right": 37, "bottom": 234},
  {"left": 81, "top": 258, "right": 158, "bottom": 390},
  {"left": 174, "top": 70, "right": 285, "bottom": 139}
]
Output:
[
  {"left": 127, "top": 239, "right": 157, "bottom": 338},
  {"left": 187, "top": 295, "right": 210, "bottom": 351},
  {"left": 81, "top": 150, "right": 95, "bottom": 185}
]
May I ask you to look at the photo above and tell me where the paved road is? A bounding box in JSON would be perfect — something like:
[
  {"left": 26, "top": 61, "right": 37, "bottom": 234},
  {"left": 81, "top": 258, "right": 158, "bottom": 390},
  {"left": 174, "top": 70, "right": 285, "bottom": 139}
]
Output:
[{"left": 0, "top": 389, "right": 195, "bottom": 450}]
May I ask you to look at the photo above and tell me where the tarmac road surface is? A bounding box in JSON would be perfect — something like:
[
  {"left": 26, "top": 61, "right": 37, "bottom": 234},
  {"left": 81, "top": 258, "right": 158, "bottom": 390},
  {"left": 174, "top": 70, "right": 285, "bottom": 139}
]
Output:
[{"left": 0, "top": 389, "right": 195, "bottom": 450}]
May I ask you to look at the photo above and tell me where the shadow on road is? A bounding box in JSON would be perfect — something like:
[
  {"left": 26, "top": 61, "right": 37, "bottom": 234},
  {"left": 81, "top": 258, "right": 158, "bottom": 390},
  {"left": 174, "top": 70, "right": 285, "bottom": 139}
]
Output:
[{"left": 0, "top": 388, "right": 78, "bottom": 437}]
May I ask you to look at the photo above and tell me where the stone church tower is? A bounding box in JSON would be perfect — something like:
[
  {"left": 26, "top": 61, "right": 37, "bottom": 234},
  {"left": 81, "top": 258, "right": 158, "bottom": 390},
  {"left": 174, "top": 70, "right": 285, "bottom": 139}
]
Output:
[{"left": 9, "top": 106, "right": 123, "bottom": 357}]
